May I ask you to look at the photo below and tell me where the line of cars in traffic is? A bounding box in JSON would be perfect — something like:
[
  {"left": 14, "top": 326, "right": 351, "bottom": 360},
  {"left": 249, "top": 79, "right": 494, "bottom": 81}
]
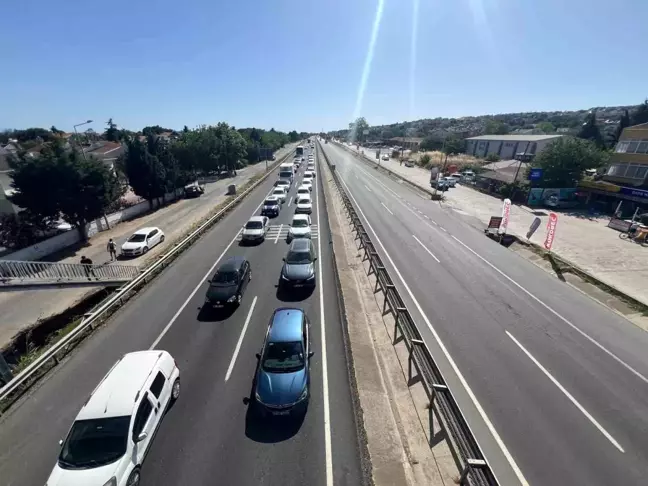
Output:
[{"left": 44, "top": 145, "right": 320, "bottom": 486}]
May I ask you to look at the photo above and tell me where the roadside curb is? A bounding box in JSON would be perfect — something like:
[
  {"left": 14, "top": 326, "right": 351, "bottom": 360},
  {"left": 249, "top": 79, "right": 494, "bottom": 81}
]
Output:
[{"left": 333, "top": 142, "right": 648, "bottom": 319}]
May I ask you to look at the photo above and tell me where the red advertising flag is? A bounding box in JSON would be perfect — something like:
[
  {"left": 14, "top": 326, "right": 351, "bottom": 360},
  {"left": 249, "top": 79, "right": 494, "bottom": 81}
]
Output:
[{"left": 544, "top": 212, "right": 558, "bottom": 251}]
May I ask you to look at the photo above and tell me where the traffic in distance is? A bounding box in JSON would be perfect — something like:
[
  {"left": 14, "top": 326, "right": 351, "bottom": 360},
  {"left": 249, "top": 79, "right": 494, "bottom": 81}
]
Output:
[{"left": 45, "top": 141, "right": 320, "bottom": 486}]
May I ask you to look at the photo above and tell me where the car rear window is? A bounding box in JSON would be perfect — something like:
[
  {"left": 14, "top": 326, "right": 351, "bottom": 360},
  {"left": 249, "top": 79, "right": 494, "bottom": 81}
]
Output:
[
  {"left": 262, "top": 341, "right": 305, "bottom": 373},
  {"left": 265, "top": 199, "right": 278, "bottom": 205},
  {"left": 128, "top": 234, "right": 146, "bottom": 243},
  {"left": 245, "top": 221, "right": 263, "bottom": 229},
  {"left": 213, "top": 270, "right": 238, "bottom": 285}
]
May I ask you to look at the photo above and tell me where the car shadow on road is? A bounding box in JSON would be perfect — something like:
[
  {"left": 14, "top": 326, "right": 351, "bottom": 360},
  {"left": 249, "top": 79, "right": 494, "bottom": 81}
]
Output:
[
  {"left": 196, "top": 304, "right": 237, "bottom": 322},
  {"left": 275, "top": 283, "right": 315, "bottom": 302},
  {"left": 242, "top": 382, "right": 305, "bottom": 443}
]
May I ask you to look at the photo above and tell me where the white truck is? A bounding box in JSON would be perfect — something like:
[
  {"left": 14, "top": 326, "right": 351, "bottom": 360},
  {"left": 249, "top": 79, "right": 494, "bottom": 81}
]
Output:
[{"left": 279, "top": 162, "right": 294, "bottom": 184}]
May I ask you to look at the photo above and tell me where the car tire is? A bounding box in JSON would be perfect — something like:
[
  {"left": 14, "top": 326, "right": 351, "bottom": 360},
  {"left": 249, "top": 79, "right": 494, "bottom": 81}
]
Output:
[
  {"left": 142, "top": 246, "right": 149, "bottom": 254},
  {"left": 127, "top": 467, "right": 141, "bottom": 486},
  {"left": 236, "top": 293, "right": 242, "bottom": 306},
  {"left": 160, "top": 235, "right": 165, "bottom": 243},
  {"left": 171, "top": 378, "right": 181, "bottom": 402},
  {"left": 249, "top": 271, "right": 252, "bottom": 281}
]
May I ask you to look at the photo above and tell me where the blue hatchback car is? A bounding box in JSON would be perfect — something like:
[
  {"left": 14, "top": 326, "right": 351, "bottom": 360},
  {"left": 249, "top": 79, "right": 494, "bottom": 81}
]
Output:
[{"left": 254, "top": 308, "right": 313, "bottom": 417}]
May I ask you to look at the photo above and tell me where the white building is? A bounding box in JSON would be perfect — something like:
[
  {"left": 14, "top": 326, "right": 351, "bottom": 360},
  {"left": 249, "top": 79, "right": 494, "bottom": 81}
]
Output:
[{"left": 465, "top": 134, "right": 563, "bottom": 160}]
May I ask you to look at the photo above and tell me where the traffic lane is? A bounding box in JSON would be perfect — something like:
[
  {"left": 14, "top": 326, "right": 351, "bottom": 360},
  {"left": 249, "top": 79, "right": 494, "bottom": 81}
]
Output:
[
  {"left": 0, "top": 162, "right": 287, "bottom": 486},
  {"left": 339, "top": 144, "right": 648, "bottom": 380},
  {"left": 328, "top": 145, "right": 648, "bottom": 484},
  {"left": 139, "top": 233, "right": 326, "bottom": 486}
]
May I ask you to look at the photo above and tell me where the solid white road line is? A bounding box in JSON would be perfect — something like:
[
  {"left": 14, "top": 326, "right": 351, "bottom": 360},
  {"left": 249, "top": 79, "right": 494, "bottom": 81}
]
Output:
[
  {"left": 336, "top": 174, "right": 528, "bottom": 486},
  {"left": 274, "top": 224, "right": 283, "bottom": 244},
  {"left": 150, "top": 190, "right": 271, "bottom": 350},
  {"left": 440, "top": 227, "right": 447, "bottom": 233},
  {"left": 288, "top": 196, "right": 293, "bottom": 207},
  {"left": 450, "top": 235, "right": 648, "bottom": 386},
  {"left": 506, "top": 331, "right": 625, "bottom": 453},
  {"left": 316, "top": 148, "right": 334, "bottom": 486},
  {"left": 412, "top": 235, "right": 440, "bottom": 263},
  {"left": 380, "top": 202, "right": 394, "bottom": 216},
  {"left": 364, "top": 184, "right": 372, "bottom": 192},
  {"left": 225, "top": 296, "right": 258, "bottom": 381}
]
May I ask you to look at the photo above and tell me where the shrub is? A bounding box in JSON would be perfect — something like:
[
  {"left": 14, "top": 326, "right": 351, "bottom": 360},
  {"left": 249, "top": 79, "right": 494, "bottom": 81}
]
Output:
[{"left": 485, "top": 153, "right": 501, "bottom": 162}]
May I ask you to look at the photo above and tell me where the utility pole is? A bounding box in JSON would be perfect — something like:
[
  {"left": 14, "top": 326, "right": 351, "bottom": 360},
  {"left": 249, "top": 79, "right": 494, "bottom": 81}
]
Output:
[{"left": 73, "top": 120, "right": 93, "bottom": 162}]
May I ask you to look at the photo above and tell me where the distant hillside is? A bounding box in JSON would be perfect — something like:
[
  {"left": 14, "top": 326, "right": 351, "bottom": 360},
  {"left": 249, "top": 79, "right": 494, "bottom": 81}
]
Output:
[{"left": 331, "top": 104, "right": 641, "bottom": 143}]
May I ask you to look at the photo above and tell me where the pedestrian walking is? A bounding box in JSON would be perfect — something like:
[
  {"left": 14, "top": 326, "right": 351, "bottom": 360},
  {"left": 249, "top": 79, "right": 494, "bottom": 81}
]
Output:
[
  {"left": 80, "top": 256, "right": 94, "bottom": 280},
  {"left": 107, "top": 238, "right": 117, "bottom": 261}
]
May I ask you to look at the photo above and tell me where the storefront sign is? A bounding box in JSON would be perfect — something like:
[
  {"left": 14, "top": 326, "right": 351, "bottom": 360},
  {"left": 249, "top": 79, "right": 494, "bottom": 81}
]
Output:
[
  {"left": 499, "top": 198, "right": 512, "bottom": 234},
  {"left": 487, "top": 216, "right": 503, "bottom": 231},
  {"left": 619, "top": 187, "right": 648, "bottom": 201},
  {"left": 528, "top": 168, "right": 543, "bottom": 181},
  {"left": 544, "top": 212, "right": 558, "bottom": 251},
  {"left": 607, "top": 218, "right": 633, "bottom": 232}
]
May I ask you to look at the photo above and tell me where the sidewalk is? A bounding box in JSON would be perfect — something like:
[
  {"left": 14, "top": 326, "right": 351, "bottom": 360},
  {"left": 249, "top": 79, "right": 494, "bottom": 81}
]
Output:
[
  {"left": 0, "top": 146, "right": 293, "bottom": 349},
  {"left": 347, "top": 144, "right": 648, "bottom": 308}
]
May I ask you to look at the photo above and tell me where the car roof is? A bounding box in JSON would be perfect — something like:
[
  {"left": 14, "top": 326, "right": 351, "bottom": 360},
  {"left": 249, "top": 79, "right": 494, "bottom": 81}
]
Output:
[
  {"left": 133, "top": 227, "right": 158, "bottom": 235},
  {"left": 269, "top": 308, "right": 304, "bottom": 343},
  {"left": 249, "top": 216, "right": 265, "bottom": 222},
  {"left": 78, "top": 351, "right": 167, "bottom": 420},
  {"left": 292, "top": 214, "right": 309, "bottom": 221},
  {"left": 298, "top": 194, "right": 311, "bottom": 201},
  {"left": 217, "top": 256, "right": 246, "bottom": 272},
  {"left": 289, "top": 238, "right": 312, "bottom": 251},
  {"left": 273, "top": 187, "right": 286, "bottom": 192}
]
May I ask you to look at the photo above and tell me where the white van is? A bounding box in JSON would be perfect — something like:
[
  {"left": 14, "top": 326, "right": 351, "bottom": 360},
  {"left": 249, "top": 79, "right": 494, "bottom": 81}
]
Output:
[{"left": 47, "top": 350, "right": 180, "bottom": 486}]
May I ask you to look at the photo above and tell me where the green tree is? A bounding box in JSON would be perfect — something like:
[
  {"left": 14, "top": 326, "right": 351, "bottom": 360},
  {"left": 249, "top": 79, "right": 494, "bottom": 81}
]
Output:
[
  {"left": 420, "top": 136, "right": 443, "bottom": 151},
  {"left": 485, "top": 153, "right": 500, "bottom": 162},
  {"left": 8, "top": 142, "right": 122, "bottom": 240},
  {"left": 105, "top": 118, "right": 121, "bottom": 142},
  {"left": 533, "top": 137, "right": 609, "bottom": 188},
  {"left": 537, "top": 122, "right": 555, "bottom": 133},
  {"left": 630, "top": 99, "right": 648, "bottom": 126},
  {"left": 577, "top": 111, "right": 604, "bottom": 148},
  {"left": 443, "top": 136, "right": 466, "bottom": 155},
  {"left": 121, "top": 137, "right": 167, "bottom": 209},
  {"left": 50, "top": 125, "right": 64, "bottom": 135},
  {"left": 484, "top": 120, "right": 510, "bottom": 135},
  {"left": 288, "top": 130, "right": 299, "bottom": 142},
  {"left": 348, "top": 117, "right": 369, "bottom": 143},
  {"left": 215, "top": 122, "right": 247, "bottom": 173}
]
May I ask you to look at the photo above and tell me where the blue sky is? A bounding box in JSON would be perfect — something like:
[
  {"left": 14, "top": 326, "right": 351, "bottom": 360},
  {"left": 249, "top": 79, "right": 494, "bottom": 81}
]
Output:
[{"left": 2, "top": 0, "right": 647, "bottom": 133}]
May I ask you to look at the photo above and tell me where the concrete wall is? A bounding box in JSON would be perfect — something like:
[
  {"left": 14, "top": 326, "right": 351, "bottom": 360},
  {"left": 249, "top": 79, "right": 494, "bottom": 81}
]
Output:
[{"left": 1, "top": 189, "right": 182, "bottom": 261}]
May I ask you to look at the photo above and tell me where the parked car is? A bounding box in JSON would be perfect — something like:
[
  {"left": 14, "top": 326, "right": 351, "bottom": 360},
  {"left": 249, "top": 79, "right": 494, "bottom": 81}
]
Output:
[
  {"left": 280, "top": 239, "right": 317, "bottom": 288},
  {"left": 381, "top": 153, "right": 390, "bottom": 161},
  {"left": 47, "top": 351, "right": 180, "bottom": 486},
  {"left": 430, "top": 179, "right": 449, "bottom": 191},
  {"left": 121, "top": 227, "right": 165, "bottom": 257},
  {"left": 404, "top": 159, "right": 415, "bottom": 168},
  {"left": 295, "top": 195, "right": 313, "bottom": 214},
  {"left": 288, "top": 214, "right": 312, "bottom": 241},
  {"left": 442, "top": 176, "right": 457, "bottom": 188},
  {"left": 241, "top": 216, "right": 269, "bottom": 243},
  {"left": 184, "top": 182, "right": 205, "bottom": 198},
  {"left": 262, "top": 196, "right": 281, "bottom": 217},
  {"left": 205, "top": 256, "right": 252, "bottom": 307},
  {"left": 253, "top": 308, "right": 313, "bottom": 417}
]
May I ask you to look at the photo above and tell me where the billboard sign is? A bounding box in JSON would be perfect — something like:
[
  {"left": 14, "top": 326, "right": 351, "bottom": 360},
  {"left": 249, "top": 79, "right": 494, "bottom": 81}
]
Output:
[
  {"left": 528, "top": 168, "right": 543, "bottom": 181},
  {"left": 544, "top": 212, "right": 558, "bottom": 250}
]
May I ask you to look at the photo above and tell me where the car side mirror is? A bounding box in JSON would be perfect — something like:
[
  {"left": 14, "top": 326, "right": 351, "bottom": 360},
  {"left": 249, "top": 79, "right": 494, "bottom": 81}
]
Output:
[
  {"left": 282, "top": 257, "right": 285, "bottom": 262},
  {"left": 207, "top": 279, "right": 212, "bottom": 283},
  {"left": 255, "top": 353, "right": 261, "bottom": 359},
  {"left": 136, "top": 432, "right": 148, "bottom": 443},
  {"left": 313, "top": 257, "right": 318, "bottom": 261},
  {"left": 58, "top": 439, "right": 64, "bottom": 446},
  {"left": 308, "top": 351, "right": 315, "bottom": 358}
]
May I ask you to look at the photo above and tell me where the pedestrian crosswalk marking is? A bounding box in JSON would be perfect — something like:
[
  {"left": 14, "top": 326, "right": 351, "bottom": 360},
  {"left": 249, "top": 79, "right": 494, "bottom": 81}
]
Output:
[{"left": 237, "top": 224, "right": 319, "bottom": 241}]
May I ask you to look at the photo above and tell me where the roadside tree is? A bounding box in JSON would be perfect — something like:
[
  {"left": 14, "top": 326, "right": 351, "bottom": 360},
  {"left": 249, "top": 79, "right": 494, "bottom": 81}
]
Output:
[{"left": 533, "top": 137, "right": 609, "bottom": 188}]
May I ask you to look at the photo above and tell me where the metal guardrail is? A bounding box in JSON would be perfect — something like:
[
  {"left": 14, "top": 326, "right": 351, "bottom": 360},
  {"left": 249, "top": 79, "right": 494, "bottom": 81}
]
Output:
[
  {"left": 317, "top": 140, "right": 497, "bottom": 486},
  {"left": 0, "top": 260, "right": 140, "bottom": 287},
  {"left": 0, "top": 148, "right": 294, "bottom": 409}
]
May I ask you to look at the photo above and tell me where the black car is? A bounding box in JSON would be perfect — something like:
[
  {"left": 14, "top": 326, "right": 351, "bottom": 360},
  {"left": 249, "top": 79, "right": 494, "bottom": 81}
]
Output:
[
  {"left": 261, "top": 196, "right": 281, "bottom": 217},
  {"left": 280, "top": 239, "right": 317, "bottom": 288},
  {"left": 184, "top": 183, "right": 205, "bottom": 198},
  {"left": 205, "top": 256, "right": 252, "bottom": 307}
]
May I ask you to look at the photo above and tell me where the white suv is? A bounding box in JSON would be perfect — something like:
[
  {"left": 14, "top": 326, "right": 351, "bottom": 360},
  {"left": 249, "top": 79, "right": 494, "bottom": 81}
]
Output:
[
  {"left": 47, "top": 351, "right": 180, "bottom": 486},
  {"left": 288, "top": 214, "right": 312, "bottom": 241}
]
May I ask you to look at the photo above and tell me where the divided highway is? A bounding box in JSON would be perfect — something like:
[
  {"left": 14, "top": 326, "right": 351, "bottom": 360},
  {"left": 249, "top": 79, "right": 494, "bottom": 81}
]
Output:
[
  {"left": 321, "top": 141, "right": 648, "bottom": 486},
  {"left": 0, "top": 147, "right": 363, "bottom": 486}
]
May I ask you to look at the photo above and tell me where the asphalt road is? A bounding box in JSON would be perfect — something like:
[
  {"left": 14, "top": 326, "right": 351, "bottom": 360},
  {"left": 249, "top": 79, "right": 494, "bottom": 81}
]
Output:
[
  {"left": 0, "top": 145, "right": 363, "bottom": 486},
  {"left": 321, "top": 140, "right": 648, "bottom": 486}
]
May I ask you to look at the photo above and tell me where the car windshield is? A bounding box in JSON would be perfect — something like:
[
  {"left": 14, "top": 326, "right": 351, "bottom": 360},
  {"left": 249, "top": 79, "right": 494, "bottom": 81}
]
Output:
[
  {"left": 262, "top": 341, "right": 305, "bottom": 373},
  {"left": 292, "top": 220, "right": 309, "bottom": 228},
  {"left": 246, "top": 221, "right": 263, "bottom": 229},
  {"left": 212, "top": 270, "right": 238, "bottom": 285},
  {"left": 264, "top": 199, "right": 278, "bottom": 206},
  {"left": 128, "top": 234, "right": 146, "bottom": 243},
  {"left": 273, "top": 189, "right": 284, "bottom": 195},
  {"left": 58, "top": 416, "right": 130, "bottom": 469},
  {"left": 286, "top": 250, "right": 312, "bottom": 264},
  {"left": 298, "top": 199, "right": 311, "bottom": 205}
]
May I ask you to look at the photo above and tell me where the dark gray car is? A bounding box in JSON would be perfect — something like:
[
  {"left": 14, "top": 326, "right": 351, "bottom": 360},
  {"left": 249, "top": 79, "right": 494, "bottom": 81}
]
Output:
[
  {"left": 280, "top": 239, "right": 317, "bottom": 288},
  {"left": 205, "top": 256, "right": 252, "bottom": 307}
]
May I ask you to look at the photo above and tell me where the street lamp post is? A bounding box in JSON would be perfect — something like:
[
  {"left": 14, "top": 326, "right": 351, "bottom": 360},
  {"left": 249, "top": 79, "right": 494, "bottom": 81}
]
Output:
[{"left": 73, "top": 120, "right": 93, "bottom": 162}]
